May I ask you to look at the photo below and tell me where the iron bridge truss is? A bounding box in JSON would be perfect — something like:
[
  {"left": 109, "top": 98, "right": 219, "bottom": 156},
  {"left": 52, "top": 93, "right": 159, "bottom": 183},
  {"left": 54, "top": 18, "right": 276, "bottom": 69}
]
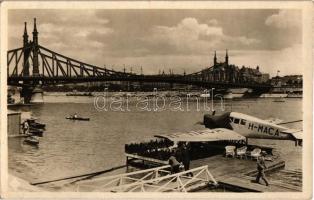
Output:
[{"left": 7, "top": 44, "right": 272, "bottom": 90}]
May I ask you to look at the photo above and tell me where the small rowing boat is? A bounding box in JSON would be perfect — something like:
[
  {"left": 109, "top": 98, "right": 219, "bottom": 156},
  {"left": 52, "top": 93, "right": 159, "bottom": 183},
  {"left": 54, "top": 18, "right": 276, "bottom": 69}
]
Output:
[{"left": 66, "top": 116, "right": 90, "bottom": 121}]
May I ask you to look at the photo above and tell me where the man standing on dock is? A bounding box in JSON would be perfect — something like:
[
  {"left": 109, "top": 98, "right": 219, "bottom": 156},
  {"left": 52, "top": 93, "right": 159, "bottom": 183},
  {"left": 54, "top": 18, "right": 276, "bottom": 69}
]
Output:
[
  {"left": 182, "top": 142, "right": 193, "bottom": 177},
  {"left": 255, "top": 151, "right": 269, "bottom": 186}
]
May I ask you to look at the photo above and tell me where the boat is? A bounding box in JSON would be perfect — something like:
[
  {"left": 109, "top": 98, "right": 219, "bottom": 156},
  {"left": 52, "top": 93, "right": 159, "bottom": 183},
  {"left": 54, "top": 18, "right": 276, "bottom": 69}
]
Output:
[
  {"left": 27, "top": 119, "right": 46, "bottom": 129},
  {"left": 226, "top": 88, "right": 249, "bottom": 98},
  {"left": 66, "top": 90, "right": 93, "bottom": 96},
  {"left": 8, "top": 102, "right": 33, "bottom": 107},
  {"left": 30, "top": 131, "right": 43, "bottom": 137},
  {"left": 260, "top": 93, "right": 288, "bottom": 98},
  {"left": 200, "top": 93, "right": 210, "bottom": 98},
  {"left": 287, "top": 93, "right": 302, "bottom": 98},
  {"left": 30, "top": 123, "right": 46, "bottom": 130},
  {"left": 24, "top": 136, "right": 39, "bottom": 145},
  {"left": 66, "top": 116, "right": 90, "bottom": 121},
  {"left": 29, "top": 128, "right": 43, "bottom": 137}
]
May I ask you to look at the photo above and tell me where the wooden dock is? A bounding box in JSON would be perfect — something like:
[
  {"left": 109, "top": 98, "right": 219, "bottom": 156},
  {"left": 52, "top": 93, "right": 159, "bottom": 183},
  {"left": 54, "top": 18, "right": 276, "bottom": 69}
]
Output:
[
  {"left": 193, "top": 155, "right": 301, "bottom": 192},
  {"left": 126, "top": 153, "right": 302, "bottom": 192}
]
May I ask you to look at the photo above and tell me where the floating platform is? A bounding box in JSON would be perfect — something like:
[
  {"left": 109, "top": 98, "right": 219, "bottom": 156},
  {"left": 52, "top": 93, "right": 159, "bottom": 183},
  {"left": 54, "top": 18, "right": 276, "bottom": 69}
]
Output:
[{"left": 125, "top": 153, "right": 302, "bottom": 192}]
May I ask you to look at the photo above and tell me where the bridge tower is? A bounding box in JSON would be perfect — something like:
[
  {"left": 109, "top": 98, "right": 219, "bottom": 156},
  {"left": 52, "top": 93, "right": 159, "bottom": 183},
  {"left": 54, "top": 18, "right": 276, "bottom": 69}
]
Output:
[
  {"left": 21, "top": 18, "right": 43, "bottom": 104},
  {"left": 32, "top": 18, "right": 40, "bottom": 77},
  {"left": 23, "top": 22, "right": 30, "bottom": 77},
  {"left": 20, "top": 22, "right": 32, "bottom": 103}
]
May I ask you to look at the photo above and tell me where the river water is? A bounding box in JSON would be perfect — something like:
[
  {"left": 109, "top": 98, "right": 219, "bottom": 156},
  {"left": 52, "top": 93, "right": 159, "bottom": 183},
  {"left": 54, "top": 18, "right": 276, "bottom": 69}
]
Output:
[{"left": 8, "top": 93, "right": 302, "bottom": 186}]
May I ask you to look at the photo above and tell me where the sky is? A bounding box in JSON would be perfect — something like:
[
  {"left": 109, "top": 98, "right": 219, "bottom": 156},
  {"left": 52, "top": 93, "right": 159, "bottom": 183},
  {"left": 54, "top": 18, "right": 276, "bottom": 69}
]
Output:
[{"left": 8, "top": 9, "right": 302, "bottom": 77}]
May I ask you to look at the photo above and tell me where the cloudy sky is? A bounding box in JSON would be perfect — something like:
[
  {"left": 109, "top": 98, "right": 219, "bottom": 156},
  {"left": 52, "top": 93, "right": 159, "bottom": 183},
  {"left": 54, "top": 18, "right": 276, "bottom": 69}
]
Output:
[{"left": 8, "top": 9, "right": 302, "bottom": 76}]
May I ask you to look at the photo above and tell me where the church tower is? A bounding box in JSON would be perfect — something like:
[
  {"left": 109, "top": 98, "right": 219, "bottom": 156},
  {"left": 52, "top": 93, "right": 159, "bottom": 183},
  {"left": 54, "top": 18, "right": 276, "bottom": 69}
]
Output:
[
  {"left": 214, "top": 51, "right": 217, "bottom": 66},
  {"left": 225, "top": 49, "right": 229, "bottom": 66}
]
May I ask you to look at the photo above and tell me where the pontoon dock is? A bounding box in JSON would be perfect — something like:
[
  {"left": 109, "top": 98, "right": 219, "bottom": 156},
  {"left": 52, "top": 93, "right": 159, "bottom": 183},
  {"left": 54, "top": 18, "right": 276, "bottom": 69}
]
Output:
[{"left": 125, "top": 153, "right": 301, "bottom": 192}]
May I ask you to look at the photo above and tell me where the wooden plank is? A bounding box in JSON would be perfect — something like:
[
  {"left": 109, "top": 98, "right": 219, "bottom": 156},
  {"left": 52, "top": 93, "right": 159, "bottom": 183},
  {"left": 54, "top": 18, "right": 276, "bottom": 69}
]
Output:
[
  {"left": 125, "top": 153, "right": 168, "bottom": 165},
  {"left": 219, "top": 176, "right": 301, "bottom": 192}
]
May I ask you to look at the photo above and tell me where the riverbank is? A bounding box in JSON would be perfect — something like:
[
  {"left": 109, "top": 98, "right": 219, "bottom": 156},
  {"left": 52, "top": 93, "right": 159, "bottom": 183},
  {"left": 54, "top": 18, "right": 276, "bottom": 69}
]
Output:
[{"left": 9, "top": 173, "right": 43, "bottom": 192}]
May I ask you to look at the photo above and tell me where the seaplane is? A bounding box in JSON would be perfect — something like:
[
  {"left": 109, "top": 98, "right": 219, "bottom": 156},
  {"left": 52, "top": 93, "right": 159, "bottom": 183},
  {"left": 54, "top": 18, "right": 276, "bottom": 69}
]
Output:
[{"left": 155, "top": 112, "right": 302, "bottom": 146}]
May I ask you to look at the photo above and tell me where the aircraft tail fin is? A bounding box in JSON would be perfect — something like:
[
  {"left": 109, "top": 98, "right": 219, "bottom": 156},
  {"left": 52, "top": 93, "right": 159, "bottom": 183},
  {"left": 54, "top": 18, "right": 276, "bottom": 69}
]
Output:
[{"left": 281, "top": 129, "right": 302, "bottom": 146}]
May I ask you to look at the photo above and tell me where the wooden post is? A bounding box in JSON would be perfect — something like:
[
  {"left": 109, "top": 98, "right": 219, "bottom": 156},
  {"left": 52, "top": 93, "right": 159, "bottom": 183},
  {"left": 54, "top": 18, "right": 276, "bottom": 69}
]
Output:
[{"left": 126, "top": 156, "right": 129, "bottom": 169}]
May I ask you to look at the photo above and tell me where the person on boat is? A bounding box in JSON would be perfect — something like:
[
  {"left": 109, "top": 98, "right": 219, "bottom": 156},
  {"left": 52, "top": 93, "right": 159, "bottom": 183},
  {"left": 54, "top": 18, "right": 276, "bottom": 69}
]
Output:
[
  {"left": 23, "top": 121, "right": 29, "bottom": 135},
  {"left": 255, "top": 151, "right": 269, "bottom": 186},
  {"left": 73, "top": 113, "right": 78, "bottom": 118},
  {"left": 168, "top": 151, "right": 180, "bottom": 174},
  {"left": 181, "top": 142, "right": 193, "bottom": 177}
]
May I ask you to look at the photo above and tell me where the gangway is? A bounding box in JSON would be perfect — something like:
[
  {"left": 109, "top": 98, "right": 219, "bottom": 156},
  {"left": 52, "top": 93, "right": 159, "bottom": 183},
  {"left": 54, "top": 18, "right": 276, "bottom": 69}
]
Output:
[{"left": 76, "top": 165, "right": 217, "bottom": 192}]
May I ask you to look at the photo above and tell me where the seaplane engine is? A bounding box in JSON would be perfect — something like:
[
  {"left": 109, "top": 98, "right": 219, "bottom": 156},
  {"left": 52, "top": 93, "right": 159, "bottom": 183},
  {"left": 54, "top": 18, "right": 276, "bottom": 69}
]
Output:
[{"left": 203, "top": 112, "right": 233, "bottom": 130}]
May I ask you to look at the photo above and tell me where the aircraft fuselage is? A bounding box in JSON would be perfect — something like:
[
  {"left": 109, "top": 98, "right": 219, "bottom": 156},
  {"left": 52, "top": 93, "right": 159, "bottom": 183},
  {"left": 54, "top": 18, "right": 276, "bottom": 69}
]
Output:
[{"left": 229, "top": 112, "right": 293, "bottom": 140}]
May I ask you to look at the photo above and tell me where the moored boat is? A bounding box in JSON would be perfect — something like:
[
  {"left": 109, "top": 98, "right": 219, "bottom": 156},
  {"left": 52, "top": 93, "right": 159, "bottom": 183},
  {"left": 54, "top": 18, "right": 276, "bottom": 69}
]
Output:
[
  {"left": 27, "top": 119, "right": 46, "bottom": 129},
  {"left": 29, "top": 128, "right": 43, "bottom": 137}
]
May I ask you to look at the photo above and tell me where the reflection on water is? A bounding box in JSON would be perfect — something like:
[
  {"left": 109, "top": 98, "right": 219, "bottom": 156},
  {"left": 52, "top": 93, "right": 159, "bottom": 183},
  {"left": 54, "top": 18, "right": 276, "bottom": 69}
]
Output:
[{"left": 9, "top": 95, "right": 302, "bottom": 185}]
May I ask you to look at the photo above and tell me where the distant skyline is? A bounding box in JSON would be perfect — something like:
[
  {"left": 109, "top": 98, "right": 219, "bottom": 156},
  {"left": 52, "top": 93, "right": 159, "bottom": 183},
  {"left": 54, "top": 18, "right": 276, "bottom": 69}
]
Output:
[{"left": 8, "top": 9, "right": 302, "bottom": 77}]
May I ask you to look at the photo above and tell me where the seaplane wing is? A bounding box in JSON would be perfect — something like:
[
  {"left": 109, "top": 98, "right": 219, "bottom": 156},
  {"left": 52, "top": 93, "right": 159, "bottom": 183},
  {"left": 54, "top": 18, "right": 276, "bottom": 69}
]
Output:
[
  {"left": 264, "top": 118, "right": 284, "bottom": 124},
  {"left": 154, "top": 128, "right": 245, "bottom": 142}
]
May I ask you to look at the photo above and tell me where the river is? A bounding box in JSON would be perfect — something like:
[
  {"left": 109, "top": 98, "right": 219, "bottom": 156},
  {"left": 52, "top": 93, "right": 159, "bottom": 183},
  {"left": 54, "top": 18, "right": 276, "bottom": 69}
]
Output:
[{"left": 8, "top": 93, "right": 302, "bottom": 186}]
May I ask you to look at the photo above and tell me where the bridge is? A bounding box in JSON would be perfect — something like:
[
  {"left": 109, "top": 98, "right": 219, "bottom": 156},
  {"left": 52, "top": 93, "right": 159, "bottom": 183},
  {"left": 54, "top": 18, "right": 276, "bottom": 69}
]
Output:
[{"left": 7, "top": 19, "right": 271, "bottom": 102}]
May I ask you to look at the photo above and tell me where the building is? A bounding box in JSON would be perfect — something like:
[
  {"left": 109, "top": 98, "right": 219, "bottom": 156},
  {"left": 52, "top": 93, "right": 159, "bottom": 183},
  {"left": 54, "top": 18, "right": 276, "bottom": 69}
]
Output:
[
  {"left": 270, "top": 75, "right": 302, "bottom": 87},
  {"left": 200, "top": 50, "right": 270, "bottom": 84}
]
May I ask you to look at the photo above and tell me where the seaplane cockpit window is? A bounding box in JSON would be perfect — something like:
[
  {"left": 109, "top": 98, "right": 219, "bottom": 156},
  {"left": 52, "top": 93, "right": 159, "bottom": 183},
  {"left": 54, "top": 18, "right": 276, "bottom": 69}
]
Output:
[
  {"left": 233, "top": 118, "right": 240, "bottom": 124},
  {"left": 240, "top": 119, "right": 246, "bottom": 125},
  {"left": 230, "top": 117, "right": 234, "bottom": 122}
]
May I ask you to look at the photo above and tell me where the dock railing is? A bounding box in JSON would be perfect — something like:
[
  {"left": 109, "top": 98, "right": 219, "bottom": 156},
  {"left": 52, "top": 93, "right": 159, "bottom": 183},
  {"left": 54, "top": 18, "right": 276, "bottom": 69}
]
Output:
[{"left": 76, "top": 165, "right": 217, "bottom": 192}]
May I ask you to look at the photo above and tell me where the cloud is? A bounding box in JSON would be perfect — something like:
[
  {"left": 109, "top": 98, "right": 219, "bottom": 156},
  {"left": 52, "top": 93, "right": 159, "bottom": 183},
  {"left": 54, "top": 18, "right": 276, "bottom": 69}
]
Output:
[
  {"left": 265, "top": 10, "right": 301, "bottom": 29},
  {"left": 7, "top": 10, "right": 302, "bottom": 76},
  {"left": 142, "top": 17, "right": 260, "bottom": 55},
  {"left": 8, "top": 10, "right": 114, "bottom": 63},
  {"left": 207, "top": 19, "right": 218, "bottom": 26},
  {"left": 152, "top": 18, "right": 223, "bottom": 42}
]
